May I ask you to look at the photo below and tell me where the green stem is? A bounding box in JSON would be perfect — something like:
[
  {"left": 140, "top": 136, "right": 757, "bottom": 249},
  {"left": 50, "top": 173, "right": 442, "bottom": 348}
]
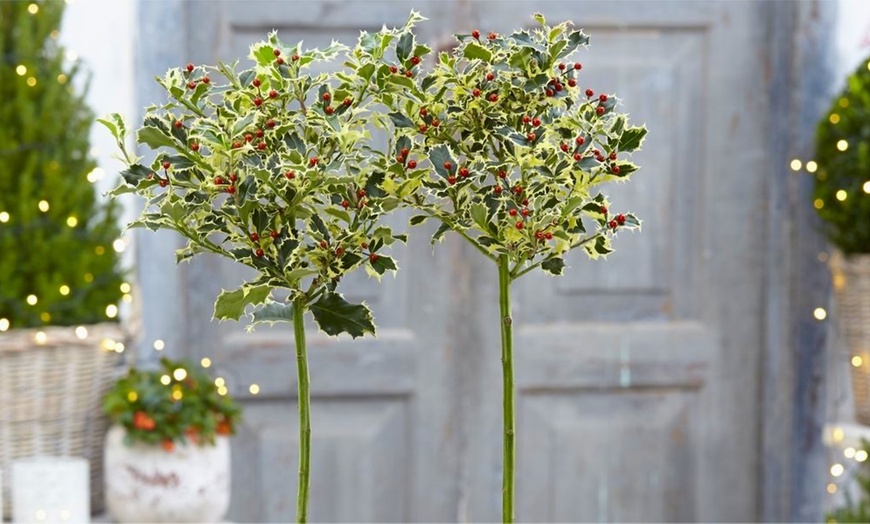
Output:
[
  {"left": 293, "top": 298, "right": 311, "bottom": 523},
  {"left": 498, "top": 254, "right": 515, "bottom": 523}
]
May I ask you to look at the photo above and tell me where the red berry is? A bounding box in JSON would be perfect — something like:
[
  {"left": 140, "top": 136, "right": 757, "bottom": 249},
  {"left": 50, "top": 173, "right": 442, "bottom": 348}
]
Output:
[
  {"left": 545, "top": 231, "right": 553, "bottom": 240},
  {"left": 389, "top": 65, "right": 398, "bottom": 74},
  {"left": 616, "top": 214, "right": 626, "bottom": 225},
  {"left": 411, "top": 56, "right": 421, "bottom": 65},
  {"left": 574, "top": 63, "right": 582, "bottom": 70},
  {"left": 447, "top": 175, "right": 457, "bottom": 185},
  {"left": 252, "top": 78, "right": 261, "bottom": 88},
  {"left": 561, "top": 143, "right": 569, "bottom": 152},
  {"left": 431, "top": 119, "right": 440, "bottom": 128},
  {"left": 472, "top": 30, "right": 481, "bottom": 39},
  {"left": 400, "top": 147, "right": 409, "bottom": 157},
  {"left": 257, "top": 141, "right": 266, "bottom": 150},
  {"left": 419, "top": 123, "right": 428, "bottom": 133},
  {"left": 509, "top": 208, "right": 518, "bottom": 217},
  {"left": 341, "top": 200, "right": 350, "bottom": 209},
  {"left": 486, "top": 72, "right": 495, "bottom": 81},
  {"left": 599, "top": 94, "right": 608, "bottom": 102},
  {"left": 600, "top": 205, "right": 608, "bottom": 214},
  {"left": 202, "top": 76, "right": 210, "bottom": 84},
  {"left": 407, "top": 160, "right": 417, "bottom": 169},
  {"left": 489, "top": 93, "right": 499, "bottom": 102},
  {"left": 558, "top": 63, "right": 566, "bottom": 71},
  {"left": 459, "top": 167, "right": 469, "bottom": 177},
  {"left": 226, "top": 186, "right": 236, "bottom": 194},
  {"left": 245, "top": 134, "right": 253, "bottom": 142},
  {"left": 498, "top": 170, "right": 507, "bottom": 179},
  {"left": 443, "top": 161, "right": 452, "bottom": 171},
  {"left": 396, "top": 155, "right": 405, "bottom": 164},
  {"left": 522, "top": 198, "right": 529, "bottom": 206},
  {"left": 187, "top": 82, "right": 196, "bottom": 90},
  {"left": 322, "top": 92, "right": 331, "bottom": 102},
  {"left": 521, "top": 208, "right": 530, "bottom": 217},
  {"left": 361, "top": 242, "right": 369, "bottom": 249},
  {"left": 472, "top": 88, "right": 481, "bottom": 97},
  {"left": 568, "top": 78, "right": 577, "bottom": 88},
  {"left": 494, "top": 186, "right": 503, "bottom": 194},
  {"left": 545, "top": 88, "right": 554, "bottom": 97},
  {"left": 250, "top": 232, "right": 260, "bottom": 241},
  {"left": 522, "top": 115, "right": 531, "bottom": 124},
  {"left": 335, "top": 247, "right": 344, "bottom": 256},
  {"left": 532, "top": 118, "right": 541, "bottom": 127},
  {"left": 309, "top": 156, "right": 318, "bottom": 166},
  {"left": 576, "top": 136, "right": 585, "bottom": 145},
  {"left": 276, "top": 57, "right": 285, "bottom": 65},
  {"left": 535, "top": 230, "right": 545, "bottom": 240},
  {"left": 325, "top": 106, "right": 334, "bottom": 115},
  {"left": 357, "top": 188, "right": 366, "bottom": 198},
  {"left": 190, "top": 142, "right": 200, "bottom": 152},
  {"left": 186, "top": 63, "right": 195, "bottom": 72},
  {"left": 527, "top": 132, "right": 536, "bottom": 142},
  {"left": 320, "top": 240, "right": 328, "bottom": 249},
  {"left": 609, "top": 220, "right": 618, "bottom": 229},
  {"left": 369, "top": 253, "right": 379, "bottom": 262},
  {"left": 266, "top": 119, "right": 276, "bottom": 128},
  {"left": 273, "top": 48, "right": 281, "bottom": 56},
  {"left": 611, "top": 165, "right": 621, "bottom": 174},
  {"left": 609, "top": 152, "right": 617, "bottom": 160},
  {"left": 554, "top": 83, "right": 563, "bottom": 92},
  {"left": 230, "top": 173, "right": 238, "bottom": 182},
  {"left": 515, "top": 221, "right": 524, "bottom": 230},
  {"left": 420, "top": 107, "right": 428, "bottom": 117},
  {"left": 269, "top": 89, "right": 278, "bottom": 98},
  {"left": 146, "top": 173, "right": 154, "bottom": 180},
  {"left": 585, "top": 88, "right": 594, "bottom": 97},
  {"left": 574, "top": 153, "right": 582, "bottom": 161},
  {"left": 255, "top": 248, "right": 264, "bottom": 257},
  {"left": 488, "top": 32, "right": 497, "bottom": 40},
  {"left": 214, "top": 176, "right": 225, "bottom": 185},
  {"left": 174, "top": 120, "right": 183, "bottom": 128},
  {"left": 343, "top": 97, "right": 352, "bottom": 106},
  {"left": 254, "top": 97, "right": 263, "bottom": 107},
  {"left": 163, "top": 440, "right": 175, "bottom": 452},
  {"left": 255, "top": 129, "right": 264, "bottom": 138},
  {"left": 285, "top": 171, "right": 295, "bottom": 180},
  {"left": 162, "top": 161, "right": 170, "bottom": 170},
  {"left": 291, "top": 53, "right": 300, "bottom": 61},
  {"left": 270, "top": 230, "right": 279, "bottom": 239},
  {"left": 159, "top": 179, "right": 168, "bottom": 187},
  {"left": 233, "top": 141, "right": 242, "bottom": 149},
  {"left": 596, "top": 106, "right": 605, "bottom": 115}
]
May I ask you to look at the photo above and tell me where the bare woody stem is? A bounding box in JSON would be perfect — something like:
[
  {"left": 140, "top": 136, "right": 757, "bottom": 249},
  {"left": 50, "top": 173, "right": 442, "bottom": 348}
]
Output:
[
  {"left": 293, "top": 298, "right": 311, "bottom": 523},
  {"left": 498, "top": 254, "right": 515, "bottom": 523}
]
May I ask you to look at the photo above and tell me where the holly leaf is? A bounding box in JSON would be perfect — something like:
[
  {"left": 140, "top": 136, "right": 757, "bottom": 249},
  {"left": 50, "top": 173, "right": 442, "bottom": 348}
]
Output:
[
  {"left": 618, "top": 126, "right": 648, "bottom": 153},
  {"left": 409, "top": 214, "right": 430, "bottom": 226},
  {"left": 388, "top": 112, "right": 415, "bottom": 129},
  {"left": 541, "top": 257, "right": 566, "bottom": 276},
  {"left": 464, "top": 43, "right": 492, "bottom": 62},
  {"left": 429, "top": 144, "right": 455, "bottom": 178},
  {"left": 431, "top": 221, "right": 451, "bottom": 244},
  {"left": 137, "top": 126, "right": 177, "bottom": 150},
  {"left": 251, "top": 300, "right": 294, "bottom": 325},
  {"left": 120, "top": 164, "right": 154, "bottom": 186},
  {"left": 213, "top": 285, "right": 272, "bottom": 321},
  {"left": 396, "top": 32, "right": 413, "bottom": 63},
  {"left": 309, "top": 292, "right": 375, "bottom": 338}
]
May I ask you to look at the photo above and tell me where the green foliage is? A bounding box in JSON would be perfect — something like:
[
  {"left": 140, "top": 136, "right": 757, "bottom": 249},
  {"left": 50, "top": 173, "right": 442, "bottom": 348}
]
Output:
[
  {"left": 103, "top": 30, "right": 406, "bottom": 336},
  {"left": 813, "top": 56, "right": 870, "bottom": 254},
  {"left": 353, "top": 12, "right": 647, "bottom": 278},
  {"left": 102, "top": 358, "right": 241, "bottom": 448},
  {"left": 828, "top": 439, "right": 870, "bottom": 523},
  {"left": 0, "top": 1, "right": 124, "bottom": 329}
]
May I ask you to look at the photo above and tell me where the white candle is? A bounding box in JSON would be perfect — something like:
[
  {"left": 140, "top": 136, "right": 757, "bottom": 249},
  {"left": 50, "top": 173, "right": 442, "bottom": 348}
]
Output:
[{"left": 11, "top": 458, "right": 89, "bottom": 524}]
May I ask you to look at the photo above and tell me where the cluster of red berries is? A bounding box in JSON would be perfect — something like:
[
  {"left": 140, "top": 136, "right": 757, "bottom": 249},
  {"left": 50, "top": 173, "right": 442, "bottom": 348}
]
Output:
[
  {"left": 608, "top": 213, "right": 627, "bottom": 230},
  {"left": 417, "top": 106, "right": 440, "bottom": 134},
  {"left": 534, "top": 230, "right": 555, "bottom": 241},
  {"left": 396, "top": 147, "right": 417, "bottom": 169},
  {"left": 471, "top": 30, "right": 498, "bottom": 41},
  {"left": 271, "top": 48, "right": 300, "bottom": 66},
  {"left": 250, "top": 229, "right": 280, "bottom": 257},
  {"left": 214, "top": 172, "right": 239, "bottom": 194},
  {"left": 133, "top": 411, "right": 156, "bottom": 431}
]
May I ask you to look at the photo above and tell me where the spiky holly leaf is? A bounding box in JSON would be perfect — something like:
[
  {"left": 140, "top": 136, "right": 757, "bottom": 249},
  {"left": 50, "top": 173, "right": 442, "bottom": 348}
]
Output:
[
  {"left": 213, "top": 285, "right": 272, "bottom": 321},
  {"left": 541, "top": 257, "right": 566, "bottom": 276},
  {"left": 309, "top": 292, "right": 375, "bottom": 338}
]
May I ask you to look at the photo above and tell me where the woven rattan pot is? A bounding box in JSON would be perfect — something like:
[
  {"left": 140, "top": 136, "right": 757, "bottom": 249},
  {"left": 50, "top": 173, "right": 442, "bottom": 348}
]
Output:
[
  {"left": 833, "top": 254, "right": 870, "bottom": 425},
  {"left": 0, "top": 323, "right": 124, "bottom": 518}
]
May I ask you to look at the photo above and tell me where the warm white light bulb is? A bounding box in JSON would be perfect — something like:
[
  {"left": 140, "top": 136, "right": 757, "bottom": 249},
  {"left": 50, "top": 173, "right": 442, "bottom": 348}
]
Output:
[
  {"left": 26, "top": 294, "right": 38, "bottom": 305},
  {"left": 105, "top": 304, "right": 118, "bottom": 318},
  {"left": 200, "top": 357, "right": 212, "bottom": 368},
  {"left": 173, "top": 368, "right": 188, "bottom": 381},
  {"left": 38, "top": 200, "right": 49, "bottom": 212},
  {"left": 0, "top": 318, "right": 9, "bottom": 332},
  {"left": 75, "top": 326, "right": 88, "bottom": 339},
  {"left": 789, "top": 159, "right": 802, "bottom": 171},
  {"left": 831, "top": 463, "right": 844, "bottom": 477},
  {"left": 837, "top": 139, "right": 848, "bottom": 151},
  {"left": 814, "top": 307, "right": 827, "bottom": 320},
  {"left": 153, "top": 339, "right": 165, "bottom": 351},
  {"left": 249, "top": 384, "right": 260, "bottom": 395},
  {"left": 805, "top": 161, "right": 817, "bottom": 173},
  {"left": 0, "top": 212, "right": 8, "bottom": 223}
]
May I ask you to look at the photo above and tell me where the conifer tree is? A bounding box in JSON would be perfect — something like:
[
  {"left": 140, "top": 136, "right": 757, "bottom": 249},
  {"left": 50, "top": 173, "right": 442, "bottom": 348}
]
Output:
[{"left": 0, "top": 0, "right": 123, "bottom": 330}]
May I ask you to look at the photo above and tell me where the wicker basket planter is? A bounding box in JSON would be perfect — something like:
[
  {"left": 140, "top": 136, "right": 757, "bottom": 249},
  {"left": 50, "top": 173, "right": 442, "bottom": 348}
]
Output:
[
  {"left": 833, "top": 254, "right": 870, "bottom": 425},
  {"left": 0, "top": 323, "right": 124, "bottom": 518}
]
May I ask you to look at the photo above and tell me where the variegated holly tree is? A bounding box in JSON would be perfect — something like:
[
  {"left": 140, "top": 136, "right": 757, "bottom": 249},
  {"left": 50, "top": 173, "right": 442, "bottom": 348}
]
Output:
[
  {"left": 101, "top": 33, "right": 406, "bottom": 523},
  {"left": 352, "top": 13, "right": 648, "bottom": 522}
]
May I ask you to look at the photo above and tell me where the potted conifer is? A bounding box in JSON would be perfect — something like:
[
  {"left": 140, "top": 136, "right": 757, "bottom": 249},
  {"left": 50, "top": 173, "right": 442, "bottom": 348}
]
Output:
[
  {"left": 0, "top": 0, "right": 125, "bottom": 517},
  {"left": 813, "top": 56, "right": 870, "bottom": 425}
]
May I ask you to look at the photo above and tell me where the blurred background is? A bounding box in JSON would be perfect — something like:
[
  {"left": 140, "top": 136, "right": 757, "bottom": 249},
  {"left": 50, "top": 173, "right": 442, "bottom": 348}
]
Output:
[{"left": 2, "top": 0, "right": 870, "bottom": 522}]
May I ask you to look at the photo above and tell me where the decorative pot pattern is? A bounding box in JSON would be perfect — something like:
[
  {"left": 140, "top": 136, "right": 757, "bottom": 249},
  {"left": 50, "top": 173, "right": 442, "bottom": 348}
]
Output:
[{"left": 104, "top": 425, "right": 230, "bottom": 523}]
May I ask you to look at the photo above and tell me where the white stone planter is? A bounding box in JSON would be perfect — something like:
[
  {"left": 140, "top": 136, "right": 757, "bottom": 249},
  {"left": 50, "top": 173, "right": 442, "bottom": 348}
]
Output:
[{"left": 104, "top": 425, "right": 230, "bottom": 523}]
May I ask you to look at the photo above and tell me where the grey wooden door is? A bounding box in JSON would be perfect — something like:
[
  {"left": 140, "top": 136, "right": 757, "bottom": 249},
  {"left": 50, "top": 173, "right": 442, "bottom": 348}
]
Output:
[{"left": 133, "top": 0, "right": 820, "bottom": 521}]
